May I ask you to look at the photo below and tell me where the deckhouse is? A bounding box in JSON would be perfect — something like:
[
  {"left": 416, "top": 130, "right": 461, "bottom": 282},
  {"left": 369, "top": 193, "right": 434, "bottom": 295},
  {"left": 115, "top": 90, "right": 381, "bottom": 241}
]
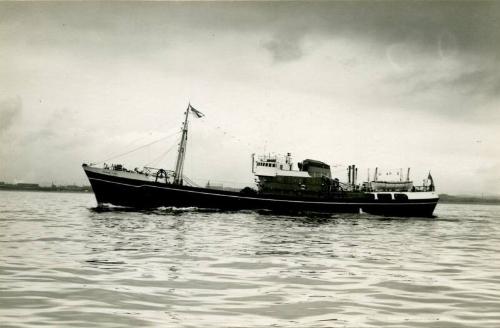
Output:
[{"left": 252, "top": 153, "right": 337, "bottom": 196}]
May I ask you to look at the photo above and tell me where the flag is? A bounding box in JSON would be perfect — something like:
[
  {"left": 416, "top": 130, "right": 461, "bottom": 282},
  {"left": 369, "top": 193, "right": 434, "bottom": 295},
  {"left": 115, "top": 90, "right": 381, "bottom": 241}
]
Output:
[{"left": 188, "top": 104, "right": 204, "bottom": 118}]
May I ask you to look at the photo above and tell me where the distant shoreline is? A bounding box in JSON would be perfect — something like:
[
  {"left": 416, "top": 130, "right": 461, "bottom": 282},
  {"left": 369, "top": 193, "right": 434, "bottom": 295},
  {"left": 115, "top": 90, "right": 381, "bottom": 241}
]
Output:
[
  {"left": 0, "top": 184, "right": 92, "bottom": 193},
  {"left": 438, "top": 194, "right": 500, "bottom": 205}
]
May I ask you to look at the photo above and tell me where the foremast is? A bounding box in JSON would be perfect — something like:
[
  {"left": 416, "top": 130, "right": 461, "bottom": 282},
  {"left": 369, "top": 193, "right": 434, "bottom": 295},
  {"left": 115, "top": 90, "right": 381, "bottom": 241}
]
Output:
[
  {"left": 173, "top": 107, "right": 189, "bottom": 185},
  {"left": 173, "top": 104, "right": 204, "bottom": 185}
]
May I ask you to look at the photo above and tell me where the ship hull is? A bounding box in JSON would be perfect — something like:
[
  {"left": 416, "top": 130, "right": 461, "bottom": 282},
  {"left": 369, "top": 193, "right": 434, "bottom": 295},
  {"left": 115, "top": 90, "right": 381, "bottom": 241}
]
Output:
[{"left": 83, "top": 166, "right": 438, "bottom": 217}]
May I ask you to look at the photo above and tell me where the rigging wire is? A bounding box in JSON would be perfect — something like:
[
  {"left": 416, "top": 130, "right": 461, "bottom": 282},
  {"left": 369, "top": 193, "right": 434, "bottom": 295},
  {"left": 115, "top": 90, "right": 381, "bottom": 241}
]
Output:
[
  {"left": 95, "top": 130, "right": 181, "bottom": 165},
  {"left": 181, "top": 175, "right": 200, "bottom": 187},
  {"left": 107, "top": 123, "right": 182, "bottom": 159},
  {"left": 198, "top": 115, "right": 257, "bottom": 151},
  {"left": 143, "top": 141, "right": 179, "bottom": 168}
]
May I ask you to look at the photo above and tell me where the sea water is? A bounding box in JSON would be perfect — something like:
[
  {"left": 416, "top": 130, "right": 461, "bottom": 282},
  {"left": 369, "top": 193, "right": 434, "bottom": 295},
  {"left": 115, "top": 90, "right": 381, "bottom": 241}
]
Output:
[{"left": 1, "top": 190, "right": 499, "bottom": 327}]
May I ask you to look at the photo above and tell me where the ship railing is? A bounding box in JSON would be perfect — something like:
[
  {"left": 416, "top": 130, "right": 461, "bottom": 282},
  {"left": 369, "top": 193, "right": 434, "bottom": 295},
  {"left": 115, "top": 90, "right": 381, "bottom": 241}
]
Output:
[
  {"left": 143, "top": 166, "right": 174, "bottom": 175},
  {"left": 181, "top": 175, "right": 200, "bottom": 187},
  {"left": 142, "top": 166, "right": 175, "bottom": 182},
  {"left": 412, "top": 185, "right": 435, "bottom": 192},
  {"left": 105, "top": 163, "right": 137, "bottom": 173},
  {"left": 190, "top": 177, "right": 255, "bottom": 192},
  {"left": 361, "top": 185, "right": 435, "bottom": 192}
]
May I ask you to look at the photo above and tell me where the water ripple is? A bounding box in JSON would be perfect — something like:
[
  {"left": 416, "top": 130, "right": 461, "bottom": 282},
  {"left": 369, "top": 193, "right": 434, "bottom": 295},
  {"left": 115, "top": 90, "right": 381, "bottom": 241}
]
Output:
[{"left": 1, "top": 191, "right": 500, "bottom": 327}]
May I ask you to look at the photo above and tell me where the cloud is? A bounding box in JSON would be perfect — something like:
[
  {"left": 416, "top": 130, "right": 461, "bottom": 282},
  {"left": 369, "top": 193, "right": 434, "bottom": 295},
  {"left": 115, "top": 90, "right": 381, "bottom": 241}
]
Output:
[
  {"left": 379, "top": 60, "right": 500, "bottom": 122},
  {"left": 2, "top": 2, "right": 499, "bottom": 63},
  {"left": 0, "top": 97, "right": 22, "bottom": 135},
  {"left": 448, "top": 68, "right": 500, "bottom": 97},
  {"left": 1, "top": 2, "right": 499, "bottom": 193},
  {"left": 263, "top": 33, "right": 304, "bottom": 63}
]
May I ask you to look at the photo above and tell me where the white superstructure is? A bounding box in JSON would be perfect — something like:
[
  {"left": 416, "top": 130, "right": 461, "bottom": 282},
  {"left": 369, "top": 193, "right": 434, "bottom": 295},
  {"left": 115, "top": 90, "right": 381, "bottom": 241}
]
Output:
[{"left": 252, "top": 153, "right": 310, "bottom": 178}]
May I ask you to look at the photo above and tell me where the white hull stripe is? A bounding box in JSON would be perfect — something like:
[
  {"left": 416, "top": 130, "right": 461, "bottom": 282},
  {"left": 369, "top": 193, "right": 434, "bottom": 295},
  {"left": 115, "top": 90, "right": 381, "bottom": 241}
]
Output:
[{"left": 89, "top": 177, "right": 439, "bottom": 206}]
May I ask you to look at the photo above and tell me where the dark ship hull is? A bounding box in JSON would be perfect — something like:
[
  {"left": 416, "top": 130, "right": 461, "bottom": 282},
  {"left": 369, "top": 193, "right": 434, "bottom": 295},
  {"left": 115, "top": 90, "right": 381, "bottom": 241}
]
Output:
[{"left": 84, "top": 166, "right": 439, "bottom": 217}]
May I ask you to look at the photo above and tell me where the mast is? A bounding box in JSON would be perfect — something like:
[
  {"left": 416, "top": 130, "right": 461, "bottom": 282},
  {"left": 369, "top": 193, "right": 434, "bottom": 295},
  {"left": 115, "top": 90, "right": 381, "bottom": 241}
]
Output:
[{"left": 174, "top": 106, "right": 190, "bottom": 185}]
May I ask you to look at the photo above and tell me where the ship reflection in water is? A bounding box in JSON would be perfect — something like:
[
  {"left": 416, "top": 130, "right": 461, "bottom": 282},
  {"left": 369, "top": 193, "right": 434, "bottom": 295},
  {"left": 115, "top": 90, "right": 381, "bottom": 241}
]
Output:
[{"left": 1, "top": 191, "right": 499, "bottom": 327}]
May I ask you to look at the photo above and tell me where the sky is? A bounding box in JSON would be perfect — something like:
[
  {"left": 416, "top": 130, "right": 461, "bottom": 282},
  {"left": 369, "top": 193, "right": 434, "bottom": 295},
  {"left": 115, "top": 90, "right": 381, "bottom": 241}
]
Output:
[{"left": 1, "top": 1, "right": 499, "bottom": 195}]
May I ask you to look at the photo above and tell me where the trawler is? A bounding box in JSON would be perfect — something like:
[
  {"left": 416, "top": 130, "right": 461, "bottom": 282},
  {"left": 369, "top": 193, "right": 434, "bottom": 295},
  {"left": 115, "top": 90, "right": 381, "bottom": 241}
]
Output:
[{"left": 82, "top": 105, "right": 439, "bottom": 217}]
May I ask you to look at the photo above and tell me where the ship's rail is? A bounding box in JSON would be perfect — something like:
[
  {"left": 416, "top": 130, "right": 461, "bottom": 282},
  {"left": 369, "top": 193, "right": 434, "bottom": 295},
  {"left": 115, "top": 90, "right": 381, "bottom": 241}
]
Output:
[
  {"left": 412, "top": 185, "right": 436, "bottom": 192},
  {"left": 97, "top": 163, "right": 176, "bottom": 183},
  {"left": 361, "top": 184, "right": 435, "bottom": 192}
]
